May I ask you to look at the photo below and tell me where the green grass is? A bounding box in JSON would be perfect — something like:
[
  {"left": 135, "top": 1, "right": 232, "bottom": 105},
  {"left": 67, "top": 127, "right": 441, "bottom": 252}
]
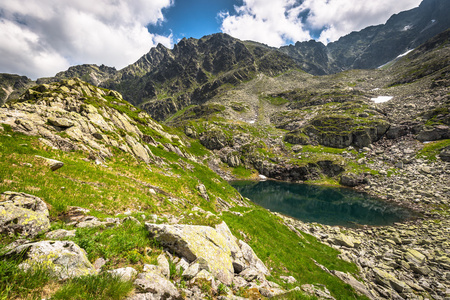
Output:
[
  {"left": 232, "top": 166, "right": 257, "bottom": 179},
  {"left": 51, "top": 273, "right": 133, "bottom": 300},
  {"left": 70, "top": 220, "right": 157, "bottom": 267},
  {"left": 417, "top": 139, "right": 450, "bottom": 161},
  {"left": 222, "top": 208, "right": 367, "bottom": 300},
  {"left": 0, "top": 256, "right": 54, "bottom": 300}
]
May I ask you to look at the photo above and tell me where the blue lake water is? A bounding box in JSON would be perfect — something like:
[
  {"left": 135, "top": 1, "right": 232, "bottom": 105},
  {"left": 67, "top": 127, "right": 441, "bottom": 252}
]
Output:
[{"left": 231, "top": 180, "right": 416, "bottom": 227}]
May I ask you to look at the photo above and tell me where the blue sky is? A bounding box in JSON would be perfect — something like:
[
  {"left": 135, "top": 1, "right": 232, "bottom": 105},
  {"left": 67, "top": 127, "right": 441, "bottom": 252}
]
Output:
[
  {"left": 0, "top": 0, "right": 422, "bottom": 79},
  {"left": 148, "top": 0, "right": 239, "bottom": 42}
]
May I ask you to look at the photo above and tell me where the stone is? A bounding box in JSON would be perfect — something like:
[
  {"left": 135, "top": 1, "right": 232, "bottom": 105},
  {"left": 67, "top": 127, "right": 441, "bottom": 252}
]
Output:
[
  {"left": 35, "top": 155, "right": 64, "bottom": 171},
  {"left": 439, "top": 147, "right": 450, "bottom": 162},
  {"left": 175, "top": 257, "right": 189, "bottom": 273},
  {"left": 373, "top": 268, "right": 411, "bottom": 293},
  {"left": 157, "top": 253, "right": 170, "bottom": 279},
  {"left": 280, "top": 275, "right": 297, "bottom": 284},
  {"left": 239, "top": 268, "right": 265, "bottom": 282},
  {"left": 145, "top": 223, "right": 234, "bottom": 285},
  {"left": 93, "top": 257, "right": 106, "bottom": 270},
  {"left": 109, "top": 267, "right": 137, "bottom": 281},
  {"left": 339, "top": 173, "right": 365, "bottom": 187},
  {"left": 0, "top": 191, "right": 50, "bottom": 237},
  {"left": 332, "top": 271, "right": 374, "bottom": 299},
  {"left": 45, "top": 229, "right": 76, "bottom": 239},
  {"left": 47, "top": 117, "right": 74, "bottom": 128},
  {"left": 331, "top": 233, "right": 361, "bottom": 248},
  {"left": 134, "top": 271, "right": 181, "bottom": 299},
  {"left": 238, "top": 240, "right": 270, "bottom": 275},
  {"left": 196, "top": 184, "right": 210, "bottom": 201},
  {"left": 5, "top": 240, "right": 97, "bottom": 280},
  {"left": 404, "top": 249, "right": 426, "bottom": 267}
]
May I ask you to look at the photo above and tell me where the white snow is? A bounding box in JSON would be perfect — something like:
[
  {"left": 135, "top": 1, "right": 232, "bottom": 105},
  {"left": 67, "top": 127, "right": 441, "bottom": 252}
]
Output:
[
  {"left": 397, "top": 49, "right": 413, "bottom": 58},
  {"left": 402, "top": 25, "right": 412, "bottom": 31},
  {"left": 371, "top": 96, "right": 393, "bottom": 103}
]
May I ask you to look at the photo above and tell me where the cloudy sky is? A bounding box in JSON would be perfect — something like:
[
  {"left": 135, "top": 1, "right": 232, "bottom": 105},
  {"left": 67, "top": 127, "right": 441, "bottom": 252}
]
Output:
[{"left": 0, "top": 0, "right": 422, "bottom": 79}]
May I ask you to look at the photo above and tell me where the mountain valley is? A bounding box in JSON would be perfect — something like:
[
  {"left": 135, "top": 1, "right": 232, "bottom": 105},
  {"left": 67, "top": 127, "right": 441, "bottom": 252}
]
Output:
[{"left": 0, "top": 0, "right": 449, "bottom": 299}]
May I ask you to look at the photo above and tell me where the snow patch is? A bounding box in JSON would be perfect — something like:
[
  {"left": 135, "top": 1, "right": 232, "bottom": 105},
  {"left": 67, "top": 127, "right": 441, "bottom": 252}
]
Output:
[
  {"left": 371, "top": 96, "right": 393, "bottom": 103},
  {"left": 402, "top": 25, "right": 412, "bottom": 31},
  {"left": 397, "top": 49, "right": 413, "bottom": 58}
]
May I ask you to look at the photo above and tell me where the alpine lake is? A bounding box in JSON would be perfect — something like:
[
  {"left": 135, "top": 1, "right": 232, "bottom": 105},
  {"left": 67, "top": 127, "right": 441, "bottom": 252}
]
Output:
[{"left": 231, "top": 180, "right": 418, "bottom": 227}]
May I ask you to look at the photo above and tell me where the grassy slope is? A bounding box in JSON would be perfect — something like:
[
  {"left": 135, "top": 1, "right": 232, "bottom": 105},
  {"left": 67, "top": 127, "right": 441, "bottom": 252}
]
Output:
[{"left": 0, "top": 89, "right": 365, "bottom": 299}]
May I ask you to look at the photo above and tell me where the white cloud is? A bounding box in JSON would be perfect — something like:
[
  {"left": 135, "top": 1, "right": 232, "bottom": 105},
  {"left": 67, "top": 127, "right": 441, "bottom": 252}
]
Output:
[
  {"left": 220, "top": 0, "right": 422, "bottom": 46},
  {"left": 220, "top": 0, "right": 311, "bottom": 47},
  {"left": 300, "top": 0, "right": 422, "bottom": 44},
  {"left": 0, "top": 0, "right": 174, "bottom": 79}
]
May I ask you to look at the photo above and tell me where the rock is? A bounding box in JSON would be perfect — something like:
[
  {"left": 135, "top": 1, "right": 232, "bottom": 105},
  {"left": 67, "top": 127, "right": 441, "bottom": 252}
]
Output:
[
  {"left": 238, "top": 240, "right": 270, "bottom": 275},
  {"left": 5, "top": 240, "right": 97, "bottom": 280},
  {"left": 133, "top": 271, "right": 181, "bottom": 299},
  {"left": 332, "top": 271, "right": 374, "bottom": 299},
  {"left": 175, "top": 257, "right": 189, "bottom": 273},
  {"left": 93, "top": 257, "right": 106, "bottom": 270},
  {"left": 0, "top": 191, "right": 50, "bottom": 237},
  {"left": 45, "top": 229, "right": 76, "bottom": 239},
  {"left": 239, "top": 268, "right": 265, "bottom": 282},
  {"left": 157, "top": 253, "right": 170, "bottom": 279},
  {"left": 404, "top": 249, "right": 426, "bottom": 267},
  {"left": 373, "top": 268, "right": 411, "bottom": 293},
  {"left": 331, "top": 233, "right": 361, "bottom": 248},
  {"left": 182, "top": 261, "right": 202, "bottom": 279},
  {"left": 196, "top": 184, "right": 210, "bottom": 201},
  {"left": 123, "top": 216, "right": 142, "bottom": 225},
  {"left": 145, "top": 223, "right": 234, "bottom": 285},
  {"left": 109, "top": 267, "right": 137, "bottom": 281},
  {"left": 191, "top": 269, "right": 214, "bottom": 284},
  {"left": 35, "top": 155, "right": 64, "bottom": 171},
  {"left": 280, "top": 275, "right": 297, "bottom": 284},
  {"left": 339, "top": 173, "right": 365, "bottom": 187},
  {"left": 47, "top": 117, "right": 74, "bottom": 128},
  {"left": 439, "top": 146, "right": 450, "bottom": 162}
]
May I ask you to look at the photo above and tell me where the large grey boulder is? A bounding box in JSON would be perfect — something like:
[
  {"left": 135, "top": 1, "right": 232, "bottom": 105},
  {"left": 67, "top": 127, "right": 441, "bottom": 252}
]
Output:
[
  {"left": 145, "top": 223, "right": 234, "bottom": 285},
  {"left": 5, "top": 240, "right": 97, "bottom": 280},
  {"left": 0, "top": 191, "right": 50, "bottom": 237}
]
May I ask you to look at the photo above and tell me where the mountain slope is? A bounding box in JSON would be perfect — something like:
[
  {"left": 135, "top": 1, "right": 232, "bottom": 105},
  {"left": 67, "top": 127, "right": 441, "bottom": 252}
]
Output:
[{"left": 280, "top": 0, "right": 450, "bottom": 74}]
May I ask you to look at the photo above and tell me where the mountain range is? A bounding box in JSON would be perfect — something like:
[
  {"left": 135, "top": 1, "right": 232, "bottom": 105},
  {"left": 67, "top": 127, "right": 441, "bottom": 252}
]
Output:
[{"left": 2, "top": 0, "right": 448, "bottom": 122}]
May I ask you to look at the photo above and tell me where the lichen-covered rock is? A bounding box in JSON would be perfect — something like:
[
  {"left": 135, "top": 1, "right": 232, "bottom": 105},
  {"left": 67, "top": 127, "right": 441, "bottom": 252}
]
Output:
[
  {"left": 5, "top": 240, "right": 96, "bottom": 280},
  {"left": 45, "top": 229, "right": 76, "bottom": 239},
  {"left": 238, "top": 240, "right": 270, "bottom": 275},
  {"left": 133, "top": 271, "right": 181, "bottom": 299},
  {"left": 35, "top": 155, "right": 64, "bottom": 171},
  {"left": 0, "top": 191, "right": 50, "bottom": 237},
  {"left": 145, "top": 223, "right": 234, "bottom": 285}
]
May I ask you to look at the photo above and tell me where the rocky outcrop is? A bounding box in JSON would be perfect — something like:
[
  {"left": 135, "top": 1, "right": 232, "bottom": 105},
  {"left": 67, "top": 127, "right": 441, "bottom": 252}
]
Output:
[
  {"left": 5, "top": 240, "right": 97, "bottom": 280},
  {"left": 0, "top": 191, "right": 50, "bottom": 237},
  {"left": 145, "top": 222, "right": 271, "bottom": 288},
  {"left": 0, "top": 78, "right": 184, "bottom": 165},
  {"left": 145, "top": 223, "right": 235, "bottom": 285}
]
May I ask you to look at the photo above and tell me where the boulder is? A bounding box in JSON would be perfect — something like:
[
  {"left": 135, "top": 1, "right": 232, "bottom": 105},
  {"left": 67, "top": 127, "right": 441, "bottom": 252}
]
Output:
[
  {"left": 0, "top": 191, "right": 50, "bottom": 237},
  {"left": 108, "top": 267, "right": 137, "bottom": 281},
  {"left": 439, "top": 146, "right": 450, "bottom": 162},
  {"left": 145, "top": 223, "right": 234, "bottom": 285},
  {"left": 45, "top": 229, "right": 76, "bottom": 239},
  {"left": 133, "top": 271, "right": 181, "bottom": 299},
  {"left": 373, "top": 268, "right": 412, "bottom": 293},
  {"left": 339, "top": 173, "right": 365, "bottom": 187},
  {"left": 35, "top": 155, "right": 64, "bottom": 171},
  {"left": 157, "top": 253, "right": 170, "bottom": 279},
  {"left": 238, "top": 240, "right": 270, "bottom": 275},
  {"left": 5, "top": 240, "right": 97, "bottom": 280},
  {"left": 47, "top": 117, "right": 74, "bottom": 128}
]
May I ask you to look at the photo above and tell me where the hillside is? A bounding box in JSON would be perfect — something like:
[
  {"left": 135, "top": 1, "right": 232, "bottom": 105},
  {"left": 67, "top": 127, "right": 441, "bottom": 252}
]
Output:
[{"left": 0, "top": 79, "right": 373, "bottom": 299}]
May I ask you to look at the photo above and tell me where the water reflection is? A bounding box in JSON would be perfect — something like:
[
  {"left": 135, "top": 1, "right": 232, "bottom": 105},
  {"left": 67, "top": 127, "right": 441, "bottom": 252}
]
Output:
[{"left": 231, "top": 181, "right": 415, "bottom": 227}]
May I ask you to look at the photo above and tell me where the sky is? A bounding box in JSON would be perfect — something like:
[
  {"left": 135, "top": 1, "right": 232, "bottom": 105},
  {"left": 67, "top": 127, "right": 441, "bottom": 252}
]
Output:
[{"left": 0, "top": 0, "right": 422, "bottom": 79}]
